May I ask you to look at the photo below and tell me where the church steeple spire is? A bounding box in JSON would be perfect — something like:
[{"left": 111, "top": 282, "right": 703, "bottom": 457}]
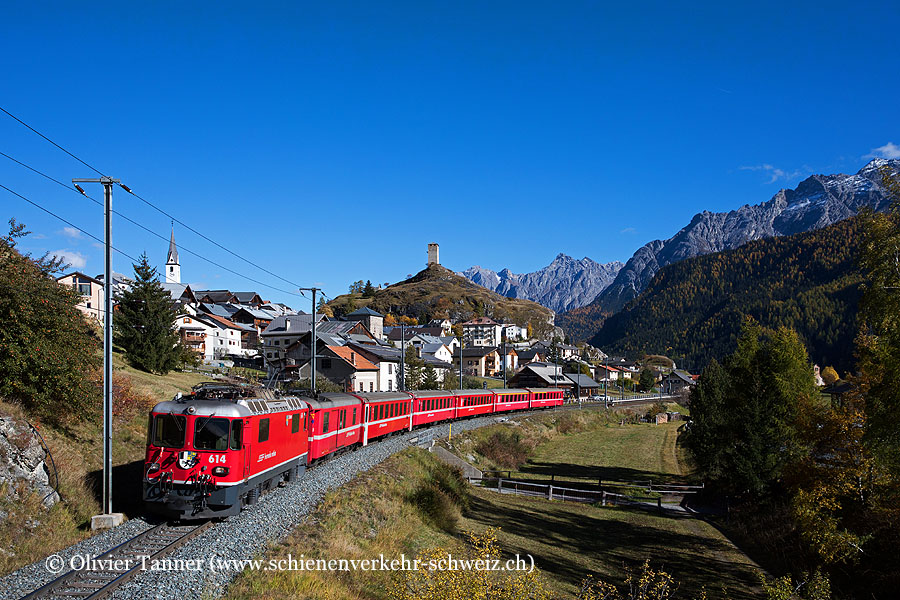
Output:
[{"left": 165, "top": 224, "right": 181, "bottom": 284}]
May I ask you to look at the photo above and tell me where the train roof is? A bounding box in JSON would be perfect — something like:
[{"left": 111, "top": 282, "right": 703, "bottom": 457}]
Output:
[
  {"left": 494, "top": 388, "right": 532, "bottom": 395},
  {"left": 304, "top": 392, "right": 363, "bottom": 410},
  {"left": 152, "top": 383, "right": 308, "bottom": 417},
  {"left": 351, "top": 391, "right": 413, "bottom": 403},
  {"left": 405, "top": 390, "right": 456, "bottom": 398}
]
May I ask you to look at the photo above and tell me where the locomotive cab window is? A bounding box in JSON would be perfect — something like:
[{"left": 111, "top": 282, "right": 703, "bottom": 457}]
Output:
[
  {"left": 291, "top": 413, "right": 300, "bottom": 434},
  {"left": 152, "top": 414, "right": 186, "bottom": 448},
  {"left": 259, "top": 418, "right": 270, "bottom": 443},
  {"left": 230, "top": 420, "right": 243, "bottom": 450}
]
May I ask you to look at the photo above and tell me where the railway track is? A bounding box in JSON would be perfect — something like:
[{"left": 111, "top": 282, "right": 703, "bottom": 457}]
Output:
[{"left": 21, "top": 521, "right": 213, "bottom": 600}]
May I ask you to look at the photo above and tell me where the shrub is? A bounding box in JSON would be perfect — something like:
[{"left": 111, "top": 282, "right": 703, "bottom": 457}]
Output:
[{"left": 475, "top": 430, "right": 532, "bottom": 470}]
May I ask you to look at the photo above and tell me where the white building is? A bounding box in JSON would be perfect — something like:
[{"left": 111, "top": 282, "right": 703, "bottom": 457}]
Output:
[
  {"left": 461, "top": 317, "right": 503, "bottom": 347},
  {"left": 56, "top": 271, "right": 104, "bottom": 321},
  {"left": 502, "top": 323, "right": 528, "bottom": 341}
]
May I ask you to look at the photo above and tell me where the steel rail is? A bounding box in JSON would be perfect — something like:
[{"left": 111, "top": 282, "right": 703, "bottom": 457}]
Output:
[{"left": 20, "top": 521, "right": 213, "bottom": 600}]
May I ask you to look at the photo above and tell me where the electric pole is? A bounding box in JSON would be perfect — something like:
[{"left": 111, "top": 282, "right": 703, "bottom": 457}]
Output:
[
  {"left": 73, "top": 176, "right": 118, "bottom": 518},
  {"left": 299, "top": 287, "right": 321, "bottom": 396},
  {"left": 400, "top": 322, "right": 406, "bottom": 391}
]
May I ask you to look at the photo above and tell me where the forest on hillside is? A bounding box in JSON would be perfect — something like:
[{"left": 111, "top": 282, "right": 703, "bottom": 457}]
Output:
[{"left": 590, "top": 218, "right": 864, "bottom": 373}]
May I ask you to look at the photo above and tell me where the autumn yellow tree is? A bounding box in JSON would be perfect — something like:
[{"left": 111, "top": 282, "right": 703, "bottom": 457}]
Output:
[{"left": 820, "top": 366, "right": 839, "bottom": 385}]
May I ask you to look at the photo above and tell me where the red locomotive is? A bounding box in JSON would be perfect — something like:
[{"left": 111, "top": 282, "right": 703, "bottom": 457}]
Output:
[{"left": 143, "top": 383, "right": 564, "bottom": 520}]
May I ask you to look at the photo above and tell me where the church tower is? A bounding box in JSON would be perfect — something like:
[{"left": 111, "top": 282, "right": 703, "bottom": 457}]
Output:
[{"left": 165, "top": 226, "right": 181, "bottom": 284}]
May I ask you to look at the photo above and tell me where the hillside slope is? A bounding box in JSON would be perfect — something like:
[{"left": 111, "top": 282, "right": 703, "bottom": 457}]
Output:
[
  {"left": 589, "top": 218, "right": 864, "bottom": 373},
  {"left": 327, "top": 264, "right": 556, "bottom": 336}
]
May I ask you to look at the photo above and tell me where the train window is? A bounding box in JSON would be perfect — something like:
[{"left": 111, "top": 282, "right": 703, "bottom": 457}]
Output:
[
  {"left": 379, "top": 405, "right": 385, "bottom": 420},
  {"left": 194, "top": 418, "right": 229, "bottom": 451},
  {"left": 292, "top": 413, "right": 300, "bottom": 434},
  {"left": 230, "top": 420, "right": 242, "bottom": 450},
  {"left": 340, "top": 410, "right": 346, "bottom": 430},
  {"left": 259, "top": 418, "right": 270, "bottom": 443},
  {"left": 352, "top": 407, "right": 357, "bottom": 425},
  {"left": 152, "top": 414, "right": 186, "bottom": 448},
  {"left": 323, "top": 412, "right": 330, "bottom": 433},
  {"left": 303, "top": 413, "right": 308, "bottom": 430}
]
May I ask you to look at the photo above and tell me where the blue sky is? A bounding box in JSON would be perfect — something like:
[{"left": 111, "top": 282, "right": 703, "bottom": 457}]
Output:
[{"left": 2, "top": 1, "right": 898, "bottom": 308}]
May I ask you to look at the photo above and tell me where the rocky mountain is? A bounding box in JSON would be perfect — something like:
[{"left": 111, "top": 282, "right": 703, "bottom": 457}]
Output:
[
  {"left": 591, "top": 217, "right": 864, "bottom": 373},
  {"left": 588, "top": 158, "right": 898, "bottom": 316},
  {"left": 460, "top": 254, "right": 624, "bottom": 313}
]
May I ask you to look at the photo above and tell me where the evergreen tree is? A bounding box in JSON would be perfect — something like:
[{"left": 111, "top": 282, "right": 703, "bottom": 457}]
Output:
[
  {"left": 858, "top": 167, "right": 900, "bottom": 474},
  {"left": 422, "top": 363, "right": 439, "bottom": 389},
  {"left": 638, "top": 367, "right": 656, "bottom": 391},
  {"left": 0, "top": 219, "right": 100, "bottom": 423},
  {"left": 686, "top": 359, "right": 732, "bottom": 483},
  {"left": 114, "top": 254, "right": 182, "bottom": 374},
  {"left": 403, "top": 344, "right": 424, "bottom": 390},
  {"left": 363, "top": 280, "right": 375, "bottom": 297},
  {"left": 715, "top": 320, "right": 816, "bottom": 496}
]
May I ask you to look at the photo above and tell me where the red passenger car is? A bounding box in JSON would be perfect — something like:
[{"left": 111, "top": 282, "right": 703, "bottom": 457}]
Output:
[
  {"left": 357, "top": 392, "right": 413, "bottom": 445},
  {"left": 409, "top": 390, "right": 457, "bottom": 427},
  {"left": 306, "top": 393, "right": 365, "bottom": 461},
  {"left": 493, "top": 388, "right": 532, "bottom": 412},
  {"left": 143, "top": 384, "right": 308, "bottom": 519},
  {"left": 455, "top": 390, "right": 494, "bottom": 418},
  {"left": 528, "top": 387, "right": 565, "bottom": 408}
]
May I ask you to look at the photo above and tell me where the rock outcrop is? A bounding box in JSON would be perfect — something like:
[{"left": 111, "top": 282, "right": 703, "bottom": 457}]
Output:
[{"left": 0, "top": 415, "right": 60, "bottom": 514}]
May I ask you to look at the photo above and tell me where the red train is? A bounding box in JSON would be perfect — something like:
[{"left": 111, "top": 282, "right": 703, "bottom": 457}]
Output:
[{"left": 143, "top": 384, "right": 564, "bottom": 519}]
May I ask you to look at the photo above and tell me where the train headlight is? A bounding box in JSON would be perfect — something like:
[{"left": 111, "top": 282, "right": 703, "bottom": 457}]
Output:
[{"left": 212, "top": 466, "right": 229, "bottom": 477}]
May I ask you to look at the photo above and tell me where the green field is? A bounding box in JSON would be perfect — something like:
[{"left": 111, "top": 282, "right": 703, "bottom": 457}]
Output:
[
  {"left": 460, "top": 488, "right": 761, "bottom": 599},
  {"left": 519, "top": 421, "right": 685, "bottom": 484}
]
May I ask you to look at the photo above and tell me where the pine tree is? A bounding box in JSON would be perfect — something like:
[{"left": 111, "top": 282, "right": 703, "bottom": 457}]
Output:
[
  {"left": 114, "top": 254, "right": 182, "bottom": 374},
  {"left": 403, "top": 344, "right": 424, "bottom": 390},
  {"left": 638, "top": 367, "right": 655, "bottom": 391},
  {"left": 363, "top": 280, "right": 375, "bottom": 297},
  {"left": 422, "top": 363, "right": 439, "bottom": 389},
  {"left": 686, "top": 359, "right": 732, "bottom": 483}
]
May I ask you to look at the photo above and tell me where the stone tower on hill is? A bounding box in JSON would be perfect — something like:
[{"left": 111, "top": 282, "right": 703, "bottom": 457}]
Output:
[{"left": 427, "top": 243, "right": 439, "bottom": 266}]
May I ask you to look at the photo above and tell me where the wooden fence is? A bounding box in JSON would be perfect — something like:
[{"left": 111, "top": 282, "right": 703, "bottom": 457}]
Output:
[{"left": 472, "top": 477, "right": 666, "bottom": 511}]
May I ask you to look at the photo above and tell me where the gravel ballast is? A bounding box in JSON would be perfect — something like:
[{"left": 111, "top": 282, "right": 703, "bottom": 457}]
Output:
[{"left": 2, "top": 413, "right": 520, "bottom": 600}]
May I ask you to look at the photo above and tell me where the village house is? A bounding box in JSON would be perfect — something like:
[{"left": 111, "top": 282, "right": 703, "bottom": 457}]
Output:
[
  {"left": 385, "top": 325, "right": 445, "bottom": 346},
  {"left": 565, "top": 373, "right": 601, "bottom": 399},
  {"left": 260, "top": 313, "right": 328, "bottom": 373},
  {"left": 595, "top": 364, "right": 621, "bottom": 382},
  {"left": 500, "top": 346, "right": 519, "bottom": 372},
  {"left": 174, "top": 315, "right": 210, "bottom": 357},
  {"left": 420, "top": 342, "right": 454, "bottom": 364},
  {"left": 509, "top": 362, "right": 573, "bottom": 392},
  {"left": 56, "top": 271, "right": 104, "bottom": 321},
  {"left": 343, "top": 306, "right": 385, "bottom": 340},
  {"left": 428, "top": 318, "right": 453, "bottom": 336},
  {"left": 320, "top": 345, "right": 379, "bottom": 393},
  {"left": 661, "top": 370, "right": 695, "bottom": 394},
  {"left": 502, "top": 323, "right": 528, "bottom": 341},
  {"left": 516, "top": 348, "right": 545, "bottom": 364},
  {"left": 195, "top": 313, "right": 256, "bottom": 359},
  {"left": 452, "top": 347, "right": 501, "bottom": 377},
  {"left": 347, "top": 343, "right": 401, "bottom": 391}
]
